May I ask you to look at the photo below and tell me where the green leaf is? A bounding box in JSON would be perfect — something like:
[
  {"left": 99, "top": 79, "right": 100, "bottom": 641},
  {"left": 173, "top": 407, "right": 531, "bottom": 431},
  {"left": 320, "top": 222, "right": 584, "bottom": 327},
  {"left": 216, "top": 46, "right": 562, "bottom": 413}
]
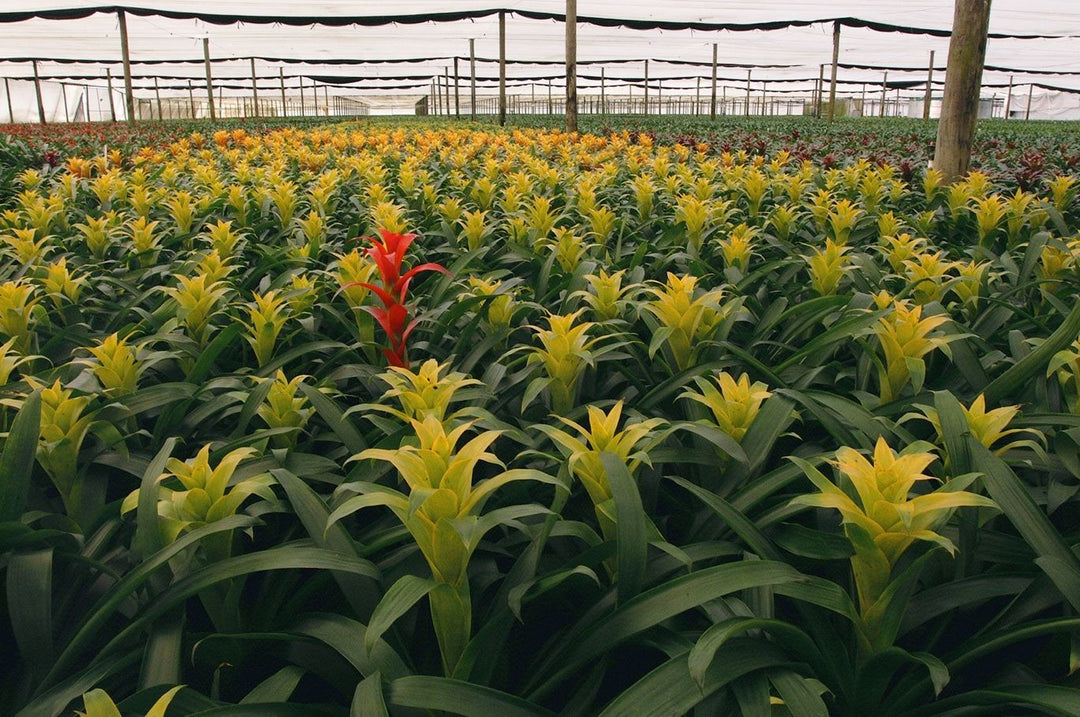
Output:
[
  {"left": 79, "top": 688, "right": 122, "bottom": 717},
  {"left": 134, "top": 437, "right": 178, "bottom": 561},
  {"left": 298, "top": 382, "right": 367, "bottom": 455},
  {"left": 601, "top": 452, "right": 647, "bottom": 605},
  {"left": 771, "top": 669, "right": 829, "bottom": 717},
  {"left": 688, "top": 617, "right": 819, "bottom": 688},
  {"left": 7, "top": 548, "right": 53, "bottom": 678},
  {"left": 240, "top": 665, "right": 305, "bottom": 704},
  {"left": 669, "top": 475, "right": 780, "bottom": 560},
  {"left": 364, "top": 575, "right": 436, "bottom": 653},
  {"left": 139, "top": 610, "right": 184, "bottom": 689},
  {"left": 288, "top": 613, "right": 410, "bottom": 681},
  {"left": 0, "top": 389, "right": 41, "bottom": 521},
  {"left": 984, "top": 299, "right": 1080, "bottom": 404},
  {"left": 351, "top": 672, "right": 389, "bottom": 717},
  {"left": 389, "top": 676, "right": 556, "bottom": 716}
]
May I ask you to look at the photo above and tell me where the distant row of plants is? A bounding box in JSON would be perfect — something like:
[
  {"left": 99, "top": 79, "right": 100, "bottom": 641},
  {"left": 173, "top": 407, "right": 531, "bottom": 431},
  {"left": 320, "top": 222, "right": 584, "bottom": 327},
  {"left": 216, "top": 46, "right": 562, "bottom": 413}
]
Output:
[{"left": 1, "top": 123, "right": 1079, "bottom": 715}]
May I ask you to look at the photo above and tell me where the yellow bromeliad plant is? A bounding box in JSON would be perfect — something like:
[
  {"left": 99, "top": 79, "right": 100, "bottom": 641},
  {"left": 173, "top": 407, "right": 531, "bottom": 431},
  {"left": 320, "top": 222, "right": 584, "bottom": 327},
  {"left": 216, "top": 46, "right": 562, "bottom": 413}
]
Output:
[
  {"left": 537, "top": 401, "right": 666, "bottom": 543},
  {"left": 468, "top": 276, "right": 516, "bottom": 330},
  {"left": 256, "top": 371, "right": 313, "bottom": 448},
  {"left": 122, "top": 445, "right": 273, "bottom": 561},
  {"left": 243, "top": 289, "right": 291, "bottom": 367},
  {"left": 907, "top": 394, "right": 1043, "bottom": 464},
  {"left": 680, "top": 371, "right": 771, "bottom": 442},
  {"left": 645, "top": 273, "right": 728, "bottom": 372},
  {"left": 791, "top": 437, "right": 994, "bottom": 653},
  {"left": 329, "top": 416, "right": 556, "bottom": 676},
  {"left": 0, "top": 280, "right": 38, "bottom": 353},
  {"left": 526, "top": 310, "right": 599, "bottom": 414},
  {"left": 874, "top": 300, "right": 958, "bottom": 402},
  {"left": 165, "top": 274, "right": 229, "bottom": 347},
  {"left": 577, "top": 268, "right": 633, "bottom": 322},
  {"left": 1048, "top": 338, "right": 1080, "bottom": 414},
  {"left": 80, "top": 333, "right": 141, "bottom": 398},
  {"left": 370, "top": 358, "right": 482, "bottom": 423},
  {"left": 717, "top": 223, "right": 758, "bottom": 273},
  {"left": 806, "top": 239, "right": 852, "bottom": 296}
]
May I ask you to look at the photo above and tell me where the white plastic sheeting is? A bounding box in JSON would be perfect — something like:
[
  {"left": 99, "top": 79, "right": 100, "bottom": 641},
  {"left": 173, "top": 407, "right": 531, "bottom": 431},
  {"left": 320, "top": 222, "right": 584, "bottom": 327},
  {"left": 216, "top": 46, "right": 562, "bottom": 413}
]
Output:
[{"left": 1, "top": 1, "right": 1078, "bottom": 121}]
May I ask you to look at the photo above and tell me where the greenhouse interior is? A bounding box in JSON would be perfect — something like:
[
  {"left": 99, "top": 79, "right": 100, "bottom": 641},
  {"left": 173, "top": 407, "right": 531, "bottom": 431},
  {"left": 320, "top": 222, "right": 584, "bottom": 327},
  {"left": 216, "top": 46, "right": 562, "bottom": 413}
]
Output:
[{"left": 3, "top": 2, "right": 1080, "bottom": 717}]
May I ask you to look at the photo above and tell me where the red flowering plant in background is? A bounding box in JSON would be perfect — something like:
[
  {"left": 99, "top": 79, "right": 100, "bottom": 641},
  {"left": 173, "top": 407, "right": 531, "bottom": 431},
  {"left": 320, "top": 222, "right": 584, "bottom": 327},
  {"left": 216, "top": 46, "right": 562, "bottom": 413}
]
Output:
[{"left": 348, "top": 229, "right": 450, "bottom": 368}]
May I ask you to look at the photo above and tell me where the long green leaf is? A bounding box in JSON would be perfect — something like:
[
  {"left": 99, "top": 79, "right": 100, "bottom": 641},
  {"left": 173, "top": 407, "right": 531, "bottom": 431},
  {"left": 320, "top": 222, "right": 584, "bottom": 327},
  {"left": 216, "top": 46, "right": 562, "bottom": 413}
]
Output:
[
  {"left": 134, "top": 437, "right": 178, "bottom": 561},
  {"left": 288, "top": 613, "right": 410, "bottom": 681},
  {"left": 351, "top": 672, "right": 389, "bottom": 717},
  {"left": 601, "top": 452, "right": 647, "bottom": 606},
  {"left": 983, "top": 299, "right": 1080, "bottom": 404},
  {"left": 7, "top": 548, "right": 53, "bottom": 677},
  {"left": 239, "top": 665, "right": 305, "bottom": 704},
  {"left": 364, "top": 575, "right": 436, "bottom": 653},
  {"left": 389, "top": 676, "right": 556, "bottom": 717},
  {"left": 298, "top": 383, "right": 367, "bottom": 455},
  {"left": 0, "top": 389, "right": 41, "bottom": 521}
]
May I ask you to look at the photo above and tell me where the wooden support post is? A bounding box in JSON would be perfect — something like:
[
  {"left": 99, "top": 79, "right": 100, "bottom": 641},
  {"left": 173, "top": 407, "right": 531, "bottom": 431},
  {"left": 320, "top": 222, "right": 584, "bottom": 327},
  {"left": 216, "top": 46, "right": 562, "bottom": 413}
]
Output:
[
  {"left": 695, "top": 76, "right": 700, "bottom": 115},
  {"left": 434, "top": 77, "right": 441, "bottom": 115},
  {"left": 934, "top": 0, "right": 993, "bottom": 182},
  {"left": 118, "top": 10, "right": 135, "bottom": 124},
  {"left": 1003, "top": 73, "right": 1013, "bottom": 120},
  {"left": 1025, "top": 84, "right": 1034, "bottom": 120},
  {"left": 469, "top": 39, "right": 477, "bottom": 120},
  {"left": 188, "top": 79, "right": 195, "bottom": 119},
  {"left": 105, "top": 68, "right": 117, "bottom": 121},
  {"left": 710, "top": 43, "right": 718, "bottom": 119},
  {"left": 279, "top": 67, "right": 286, "bottom": 116},
  {"left": 566, "top": 0, "right": 578, "bottom": 131},
  {"left": 250, "top": 58, "right": 259, "bottom": 117},
  {"left": 4, "top": 78, "right": 14, "bottom": 123},
  {"left": 299, "top": 76, "right": 306, "bottom": 116},
  {"left": 324, "top": 84, "right": 329, "bottom": 115},
  {"left": 600, "top": 67, "right": 606, "bottom": 114},
  {"left": 154, "top": 76, "right": 163, "bottom": 120},
  {"left": 879, "top": 71, "right": 888, "bottom": 118},
  {"left": 454, "top": 57, "right": 460, "bottom": 116},
  {"left": 745, "top": 69, "right": 751, "bottom": 116},
  {"left": 32, "top": 61, "right": 46, "bottom": 124},
  {"left": 61, "top": 83, "right": 70, "bottom": 122},
  {"left": 827, "top": 20, "right": 841, "bottom": 121},
  {"left": 548, "top": 79, "right": 553, "bottom": 114},
  {"left": 203, "top": 37, "right": 216, "bottom": 121},
  {"left": 443, "top": 67, "right": 450, "bottom": 115},
  {"left": 923, "top": 50, "right": 936, "bottom": 120},
  {"left": 815, "top": 63, "right": 825, "bottom": 118},
  {"left": 860, "top": 83, "right": 866, "bottom": 115},
  {"left": 498, "top": 10, "right": 507, "bottom": 126},
  {"left": 84, "top": 85, "right": 90, "bottom": 121}
]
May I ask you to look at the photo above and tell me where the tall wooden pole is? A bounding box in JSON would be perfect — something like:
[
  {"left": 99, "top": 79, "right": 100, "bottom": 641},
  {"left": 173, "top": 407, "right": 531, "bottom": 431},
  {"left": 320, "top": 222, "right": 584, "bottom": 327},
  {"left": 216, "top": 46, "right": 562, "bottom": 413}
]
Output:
[
  {"left": 4, "top": 78, "right": 14, "bottom": 123},
  {"left": 250, "top": 58, "right": 259, "bottom": 117},
  {"left": 710, "top": 43, "right": 718, "bottom": 119},
  {"left": 279, "top": 67, "right": 286, "bottom": 116},
  {"left": 32, "top": 61, "right": 45, "bottom": 124},
  {"left": 106, "top": 68, "right": 117, "bottom": 121},
  {"left": 923, "top": 50, "right": 936, "bottom": 120},
  {"left": 600, "top": 67, "right": 606, "bottom": 114},
  {"left": 827, "top": 20, "right": 841, "bottom": 121},
  {"left": 1025, "top": 84, "right": 1034, "bottom": 120},
  {"left": 154, "top": 76, "right": 162, "bottom": 120},
  {"left": 299, "top": 76, "right": 306, "bottom": 116},
  {"left": 61, "top": 84, "right": 70, "bottom": 123},
  {"left": 1003, "top": 74, "right": 1013, "bottom": 120},
  {"left": 469, "top": 39, "right": 477, "bottom": 120},
  {"left": 934, "top": 0, "right": 993, "bottom": 182},
  {"left": 118, "top": 9, "right": 135, "bottom": 124},
  {"left": 745, "top": 69, "right": 751, "bottom": 116},
  {"left": 188, "top": 79, "right": 195, "bottom": 118},
  {"left": 498, "top": 10, "right": 507, "bottom": 126},
  {"left": 453, "top": 57, "right": 460, "bottom": 116},
  {"left": 203, "top": 38, "right": 216, "bottom": 121},
  {"left": 695, "top": 76, "right": 700, "bottom": 115},
  {"left": 816, "top": 63, "right": 825, "bottom": 118},
  {"left": 566, "top": 0, "right": 578, "bottom": 131},
  {"left": 879, "top": 71, "right": 888, "bottom": 118},
  {"left": 643, "top": 59, "right": 649, "bottom": 116},
  {"left": 443, "top": 66, "right": 451, "bottom": 115}
]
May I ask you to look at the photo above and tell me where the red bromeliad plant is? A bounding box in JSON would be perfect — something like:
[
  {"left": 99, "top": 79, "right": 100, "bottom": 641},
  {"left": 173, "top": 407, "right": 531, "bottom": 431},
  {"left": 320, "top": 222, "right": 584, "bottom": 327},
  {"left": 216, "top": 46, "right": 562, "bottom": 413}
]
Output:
[{"left": 349, "top": 228, "right": 449, "bottom": 367}]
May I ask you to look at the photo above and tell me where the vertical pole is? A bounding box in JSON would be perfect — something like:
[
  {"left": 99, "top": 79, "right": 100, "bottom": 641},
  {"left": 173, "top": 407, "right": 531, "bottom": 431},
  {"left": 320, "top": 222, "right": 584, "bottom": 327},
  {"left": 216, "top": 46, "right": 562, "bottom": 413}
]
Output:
[
  {"left": 188, "top": 79, "right": 195, "bottom": 118},
  {"left": 1025, "top": 84, "right": 1034, "bottom": 120},
  {"left": 1003, "top": 73, "right": 1013, "bottom": 120},
  {"left": 251, "top": 58, "right": 259, "bottom": 117},
  {"left": 721, "top": 84, "right": 726, "bottom": 115},
  {"left": 324, "top": 84, "right": 329, "bottom": 115},
  {"left": 816, "top": 63, "right": 825, "bottom": 118},
  {"left": 600, "top": 67, "right": 606, "bottom": 114},
  {"left": 548, "top": 79, "right": 553, "bottom": 113},
  {"left": 61, "top": 84, "right": 70, "bottom": 123},
  {"left": 879, "top": 71, "right": 888, "bottom": 118},
  {"left": 934, "top": 0, "right": 993, "bottom": 181},
  {"left": 434, "top": 78, "right": 441, "bottom": 115},
  {"left": 469, "top": 38, "right": 477, "bottom": 120},
  {"left": 745, "top": 69, "right": 751, "bottom": 116},
  {"left": 498, "top": 10, "right": 507, "bottom": 126},
  {"left": 710, "top": 43, "right": 718, "bottom": 119},
  {"left": 695, "top": 75, "right": 700, "bottom": 115},
  {"left": 32, "top": 61, "right": 46, "bottom": 124},
  {"left": 923, "top": 50, "right": 936, "bottom": 120},
  {"left": 643, "top": 59, "right": 649, "bottom": 116},
  {"left": 280, "top": 67, "right": 286, "bottom": 116},
  {"left": 299, "top": 76, "right": 306, "bottom": 116},
  {"left": 106, "top": 68, "right": 117, "bottom": 121},
  {"left": 827, "top": 20, "right": 841, "bottom": 121},
  {"left": 118, "top": 9, "right": 135, "bottom": 124},
  {"left": 566, "top": 0, "right": 578, "bottom": 131},
  {"left": 85, "top": 84, "right": 91, "bottom": 121},
  {"left": 860, "top": 83, "right": 866, "bottom": 115},
  {"left": 203, "top": 37, "right": 216, "bottom": 121},
  {"left": 454, "top": 57, "right": 460, "bottom": 116},
  {"left": 443, "top": 67, "right": 450, "bottom": 115},
  {"left": 4, "top": 77, "right": 14, "bottom": 123},
  {"left": 154, "top": 76, "right": 162, "bottom": 120}
]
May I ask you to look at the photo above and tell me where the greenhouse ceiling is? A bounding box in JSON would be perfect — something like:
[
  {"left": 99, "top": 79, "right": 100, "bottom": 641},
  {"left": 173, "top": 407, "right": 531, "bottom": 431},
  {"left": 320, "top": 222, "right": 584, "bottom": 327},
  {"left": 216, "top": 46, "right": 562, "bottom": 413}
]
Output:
[{"left": 0, "top": 1, "right": 1078, "bottom": 95}]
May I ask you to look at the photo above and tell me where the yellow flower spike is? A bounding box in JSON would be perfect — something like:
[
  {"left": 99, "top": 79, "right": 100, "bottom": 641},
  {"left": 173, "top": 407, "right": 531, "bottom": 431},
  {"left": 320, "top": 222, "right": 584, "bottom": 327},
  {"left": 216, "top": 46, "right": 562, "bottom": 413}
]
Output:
[
  {"left": 549, "top": 227, "right": 590, "bottom": 273},
  {"left": 194, "top": 249, "right": 235, "bottom": 284},
  {"left": 374, "top": 358, "right": 482, "bottom": 423},
  {"left": 674, "top": 194, "right": 712, "bottom": 251},
  {"left": 645, "top": 273, "right": 728, "bottom": 371},
  {"left": 767, "top": 204, "right": 800, "bottom": 242},
  {"left": 1048, "top": 338, "right": 1080, "bottom": 414},
  {"left": 578, "top": 269, "right": 630, "bottom": 322},
  {"left": 370, "top": 201, "right": 408, "bottom": 235},
  {"left": 740, "top": 169, "right": 770, "bottom": 216},
  {"left": 791, "top": 437, "right": 995, "bottom": 651},
  {"left": 438, "top": 196, "right": 465, "bottom": 225},
  {"left": 874, "top": 300, "right": 957, "bottom": 402},
  {"left": 631, "top": 175, "right": 655, "bottom": 219},
  {"left": 331, "top": 248, "right": 377, "bottom": 312},
  {"left": 127, "top": 216, "right": 161, "bottom": 266},
  {"left": 459, "top": 210, "right": 490, "bottom": 252},
  {"left": 680, "top": 372, "right": 771, "bottom": 442},
  {"left": 524, "top": 195, "right": 558, "bottom": 239},
  {"left": 912, "top": 395, "right": 1041, "bottom": 458},
  {"left": 826, "top": 199, "right": 864, "bottom": 244},
  {"left": 904, "top": 251, "right": 956, "bottom": 305},
  {"left": 0, "top": 337, "right": 31, "bottom": 386},
  {"left": 164, "top": 274, "right": 229, "bottom": 347},
  {"left": 29, "top": 378, "right": 95, "bottom": 518},
  {"left": 1048, "top": 175, "right": 1078, "bottom": 214},
  {"left": 256, "top": 372, "right": 313, "bottom": 448},
  {"left": 243, "top": 290, "right": 291, "bottom": 367},
  {"left": 970, "top": 195, "right": 1007, "bottom": 246},
  {"left": 951, "top": 260, "right": 990, "bottom": 309},
  {"left": 2, "top": 227, "right": 52, "bottom": 264},
  {"left": 0, "top": 280, "right": 38, "bottom": 353},
  {"left": 81, "top": 333, "right": 141, "bottom": 398},
  {"left": 526, "top": 310, "right": 599, "bottom": 414},
  {"left": 880, "top": 233, "right": 928, "bottom": 274},
  {"left": 468, "top": 276, "right": 516, "bottom": 329},
  {"left": 128, "top": 184, "right": 155, "bottom": 217},
  {"left": 165, "top": 190, "right": 198, "bottom": 235},
  {"left": 536, "top": 400, "right": 666, "bottom": 541},
  {"left": 585, "top": 205, "right": 618, "bottom": 245},
  {"left": 806, "top": 239, "right": 852, "bottom": 296},
  {"left": 718, "top": 223, "right": 758, "bottom": 273}
]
